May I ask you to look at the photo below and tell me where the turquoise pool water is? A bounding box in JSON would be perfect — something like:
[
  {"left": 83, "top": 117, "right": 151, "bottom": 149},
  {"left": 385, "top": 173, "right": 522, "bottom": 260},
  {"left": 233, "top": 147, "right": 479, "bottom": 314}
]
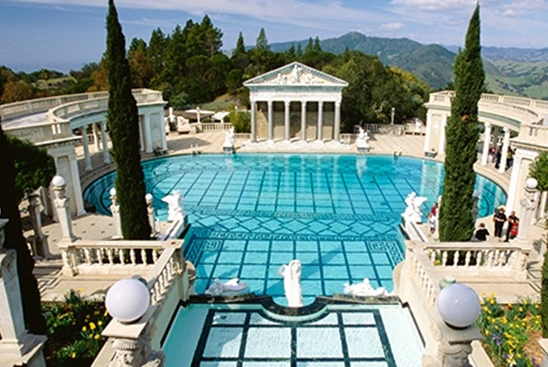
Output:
[{"left": 84, "top": 154, "right": 506, "bottom": 305}]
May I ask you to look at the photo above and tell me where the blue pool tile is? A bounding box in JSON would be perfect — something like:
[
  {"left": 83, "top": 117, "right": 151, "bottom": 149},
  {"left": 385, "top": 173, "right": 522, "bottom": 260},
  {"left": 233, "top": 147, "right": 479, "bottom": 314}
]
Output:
[
  {"left": 240, "top": 265, "right": 267, "bottom": 279},
  {"left": 265, "top": 279, "right": 285, "bottom": 296},
  {"left": 212, "top": 265, "right": 241, "bottom": 279},
  {"left": 342, "top": 312, "right": 376, "bottom": 325},
  {"left": 293, "top": 252, "right": 320, "bottom": 265},
  {"left": 269, "top": 252, "right": 294, "bottom": 264},
  {"left": 247, "top": 240, "right": 271, "bottom": 251},
  {"left": 295, "top": 241, "right": 318, "bottom": 251},
  {"left": 322, "top": 265, "right": 350, "bottom": 279},
  {"left": 244, "top": 251, "right": 269, "bottom": 264},
  {"left": 324, "top": 280, "right": 347, "bottom": 295},
  {"left": 371, "top": 252, "right": 391, "bottom": 265},
  {"left": 321, "top": 252, "right": 346, "bottom": 265},
  {"left": 200, "top": 252, "right": 219, "bottom": 264},
  {"left": 349, "top": 265, "right": 377, "bottom": 280},
  {"left": 195, "top": 264, "right": 214, "bottom": 277},
  {"left": 376, "top": 265, "right": 395, "bottom": 279},
  {"left": 346, "top": 253, "right": 372, "bottom": 265},
  {"left": 216, "top": 252, "right": 244, "bottom": 264},
  {"left": 222, "top": 240, "right": 247, "bottom": 251},
  {"left": 300, "top": 279, "right": 323, "bottom": 295},
  {"left": 345, "top": 328, "right": 384, "bottom": 359}
]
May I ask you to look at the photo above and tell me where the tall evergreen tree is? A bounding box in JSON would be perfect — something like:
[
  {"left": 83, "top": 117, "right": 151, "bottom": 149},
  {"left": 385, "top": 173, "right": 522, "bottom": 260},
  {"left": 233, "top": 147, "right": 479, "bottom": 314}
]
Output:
[
  {"left": 234, "top": 32, "right": 246, "bottom": 58},
  {"left": 0, "top": 123, "right": 46, "bottom": 334},
  {"left": 255, "top": 28, "right": 269, "bottom": 51},
  {"left": 106, "top": 0, "right": 151, "bottom": 240},
  {"left": 438, "top": 3, "right": 485, "bottom": 242}
]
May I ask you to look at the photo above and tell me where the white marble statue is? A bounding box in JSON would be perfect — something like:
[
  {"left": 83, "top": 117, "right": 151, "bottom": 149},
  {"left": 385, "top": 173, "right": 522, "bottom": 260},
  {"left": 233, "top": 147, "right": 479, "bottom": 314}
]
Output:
[
  {"left": 414, "top": 118, "right": 422, "bottom": 133},
  {"left": 223, "top": 127, "right": 235, "bottom": 148},
  {"left": 404, "top": 191, "right": 428, "bottom": 223},
  {"left": 205, "top": 278, "right": 249, "bottom": 296},
  {"left": 278, "top": 260, "right": 303, "bottom": 307},
  {"left": 344, "top": 278, "right": 388, "bottom": 297},
  {"left": 356, "top": 127, "right": 369, "bottom": 149},
  {"left": 290, "top": 65, "right": 301, "bottom": 84},
  {"left": 161, "top": 190, "right": 185, "bottom": 222}
]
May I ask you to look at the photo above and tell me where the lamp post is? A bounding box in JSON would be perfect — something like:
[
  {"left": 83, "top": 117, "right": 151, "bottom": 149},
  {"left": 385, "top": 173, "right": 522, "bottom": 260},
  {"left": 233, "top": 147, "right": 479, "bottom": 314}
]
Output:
[{"left": 390, "top": 107, "right": 395, "bottom": 125}]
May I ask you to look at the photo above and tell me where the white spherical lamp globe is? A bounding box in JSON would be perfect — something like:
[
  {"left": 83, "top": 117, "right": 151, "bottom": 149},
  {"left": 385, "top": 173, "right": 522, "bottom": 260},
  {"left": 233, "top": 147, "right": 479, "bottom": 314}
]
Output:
[
  {"left": 105, "top": 278, "right": 150, "bottom": 323},
  {"left": 436, "top": 283, "right": 480, "bottom": 329},
  {"left": 526, "top": 177, "right": 538, "bottom": 190},
  {"left": 51, "top": 175, "right": 65, "bottom": 187},
  {"left": 109, "top": 187, "right": 117, "bottom": 196}
]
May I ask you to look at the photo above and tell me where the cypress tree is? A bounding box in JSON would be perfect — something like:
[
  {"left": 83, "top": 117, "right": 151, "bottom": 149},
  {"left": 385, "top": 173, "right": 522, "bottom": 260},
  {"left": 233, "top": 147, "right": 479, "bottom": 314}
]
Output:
[
  {"left": 438, "top": 3, "right": 485, "bottom": 242},
  {"left": 106, "top": 0, "right": 151, "bottom": 239},
  {"left": 0, "top": 124, "right": 46, "bottom": 334}
]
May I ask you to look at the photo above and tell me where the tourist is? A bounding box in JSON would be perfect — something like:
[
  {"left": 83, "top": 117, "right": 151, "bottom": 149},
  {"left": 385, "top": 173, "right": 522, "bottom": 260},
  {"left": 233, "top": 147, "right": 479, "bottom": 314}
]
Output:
[
  {"left": 473, "top": 223, "right": 490, "bottom": 241},
  {"left": 430, "top": 202, "right": 438, "bottom": 217},
  {"left": 493, "top": 206, "right": 507, "bottom": 240},
  {"left": 505, "top": 211, "right": 519, "bottom": 242},
  {"left": 427, "top": 212, "right": 437, "bottom": 234}
]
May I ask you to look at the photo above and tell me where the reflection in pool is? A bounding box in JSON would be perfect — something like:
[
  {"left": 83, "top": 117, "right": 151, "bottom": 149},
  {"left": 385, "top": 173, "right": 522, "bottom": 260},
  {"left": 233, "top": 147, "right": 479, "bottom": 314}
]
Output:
[{"left": 84, "top": 154, "right": 506, "bottom": 305}]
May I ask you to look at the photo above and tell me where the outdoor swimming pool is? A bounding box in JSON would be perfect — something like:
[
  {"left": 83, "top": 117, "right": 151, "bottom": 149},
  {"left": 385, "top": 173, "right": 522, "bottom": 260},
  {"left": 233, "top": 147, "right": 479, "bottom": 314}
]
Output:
[{"left": 84, "top": 154, "right": 506, "bottom": 305}]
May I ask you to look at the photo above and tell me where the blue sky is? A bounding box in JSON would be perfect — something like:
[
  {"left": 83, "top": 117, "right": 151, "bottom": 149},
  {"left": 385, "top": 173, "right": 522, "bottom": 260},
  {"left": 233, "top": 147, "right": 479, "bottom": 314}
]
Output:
[{"left": 1, "top": 0, "right": 547, "bottom": 72}]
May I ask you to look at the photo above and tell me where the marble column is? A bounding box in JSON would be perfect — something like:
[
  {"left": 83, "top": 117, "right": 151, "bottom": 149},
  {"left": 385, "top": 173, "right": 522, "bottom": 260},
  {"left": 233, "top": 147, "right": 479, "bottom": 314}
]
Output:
[
  {"left": 268, "top": 100, "right": 273, "bottom": 141},
  {"left": 250, "top": 100, "right": 257, "bottom": 142},
  {"left": 144, "top": 114, "right": 153, "bottom": 153},
  {"left": 317, "top": 101, "right": 324, "bottom": 141},
  {"left": 334, "top": 101, "right": 341, "bottom": 141},
  {"left": 424, "top": 111, "right": 433, "bottom": 153},
  {"left": 438, "top": 114, "right": 447, "bottom": 155},
  {"left": 100, "top": 121, "right": 111, "bottom": 164},
  {"left": 284, "top": 100, "right": 290, "bottom": 141},
  {"left": 69, "top": 153, "right": 86, "bottom": 216},
  {"left": 92, "top": 123, "right": 100, "bottom": 152},
  {"left": 301, "top": 101, "right": 307, "bottom": 141},
  {"left": 481, "top": 122, "right": 492, "bottom": 166},
  {"left": 498, "top": 127, "right": 510, "bottom": 173},
  {"left": 80, "top": 126, "right": 92, "bottom": 172}
]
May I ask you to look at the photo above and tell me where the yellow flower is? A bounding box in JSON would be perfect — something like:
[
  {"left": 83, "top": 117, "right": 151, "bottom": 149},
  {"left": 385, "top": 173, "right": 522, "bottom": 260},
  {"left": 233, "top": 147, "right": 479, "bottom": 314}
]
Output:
[
  {"left": 82, "top": 326, "right": 87, "bottom": 332},
  {"left": 94, "top": 334, "right": 100, "bottom": 340},
  {"left": 490, "top": 299, "right": 495, "bottom": 305},
  {"left": 89, "top": 322, "right": 96, "bottom": 330},
  {"left": 485, "top": 330, "right": 490, "bottom": 335},
  {"left": 98, "top": 321, "right": 103, "bottom": 326},
  {"left": 519, "top": 307, "right": 523, "bottom": 312},
  {"left": 71, "top": 352, "right": 76, "bottom": 359}
]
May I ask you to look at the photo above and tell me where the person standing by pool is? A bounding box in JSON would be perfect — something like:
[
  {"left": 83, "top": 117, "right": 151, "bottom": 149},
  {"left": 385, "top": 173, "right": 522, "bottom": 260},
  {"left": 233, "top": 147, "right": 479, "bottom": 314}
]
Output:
[
  {"left": 505, "top": 211, "right": 519, "bottom": 242},
  {"left": 493, "top": 206, "right": 507, "bottom": 240}
]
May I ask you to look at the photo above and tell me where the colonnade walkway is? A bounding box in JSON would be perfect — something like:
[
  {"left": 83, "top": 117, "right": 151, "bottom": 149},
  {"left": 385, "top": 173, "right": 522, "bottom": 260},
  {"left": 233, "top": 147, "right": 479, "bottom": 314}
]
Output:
[{"left": 30, "top": 130, "right": 545, "bottom": 303}]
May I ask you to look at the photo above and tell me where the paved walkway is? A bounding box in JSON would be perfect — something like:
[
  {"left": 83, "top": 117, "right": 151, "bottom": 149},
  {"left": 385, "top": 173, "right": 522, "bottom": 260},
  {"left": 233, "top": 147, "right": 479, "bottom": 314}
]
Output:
[{"left": 32, "top": 130, "right": 544, "bottom": 303}]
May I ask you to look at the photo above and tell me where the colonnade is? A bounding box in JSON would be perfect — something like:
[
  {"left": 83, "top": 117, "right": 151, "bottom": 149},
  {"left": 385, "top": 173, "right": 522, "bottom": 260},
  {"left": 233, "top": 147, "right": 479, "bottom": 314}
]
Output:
[
  {"left": 249, "top": 99, "right": 341, "bottom": 142},
  {"left": 78, "top": 111, "right": 167, "bottom": 172}
]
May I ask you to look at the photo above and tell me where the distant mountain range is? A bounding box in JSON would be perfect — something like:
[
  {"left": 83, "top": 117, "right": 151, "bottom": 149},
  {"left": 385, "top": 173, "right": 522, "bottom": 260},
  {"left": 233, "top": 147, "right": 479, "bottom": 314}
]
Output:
[{"left": 270, "top": 32, "right": 548, "bottom": 100}]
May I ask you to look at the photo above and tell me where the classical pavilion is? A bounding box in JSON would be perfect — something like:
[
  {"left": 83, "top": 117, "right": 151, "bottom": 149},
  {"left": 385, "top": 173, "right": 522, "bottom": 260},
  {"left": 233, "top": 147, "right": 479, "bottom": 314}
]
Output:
[{"left": 243, "top": 62, "right": 348, "bottom": 142}]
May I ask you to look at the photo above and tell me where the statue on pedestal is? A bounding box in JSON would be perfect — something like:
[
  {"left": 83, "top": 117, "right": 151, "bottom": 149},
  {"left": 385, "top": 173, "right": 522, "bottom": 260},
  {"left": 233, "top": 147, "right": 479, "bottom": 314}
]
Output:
[
  {"left": 356, "top": 127, "right": 370, "bottom": 153},
  {"left": 404, "top": 191, "right": 428, "bottom": 223},
  {"left": 223, "top": 127, "right": 235, "bottom": 154},
  {"left": 161, "top": 191, "right": 185, "bottom": 222},
  {"left": 278, "top": 260, "right": 303, "bottom": 307}
]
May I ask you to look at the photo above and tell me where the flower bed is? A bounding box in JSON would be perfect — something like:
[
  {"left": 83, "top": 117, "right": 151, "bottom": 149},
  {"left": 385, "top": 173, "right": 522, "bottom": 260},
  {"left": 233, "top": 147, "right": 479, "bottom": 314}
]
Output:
[
  {"left": 476, "top": 293, "right": 542, "bottom": 366},
  {"left": 42, "top": 290, "right": 110, "bottom": 367}
]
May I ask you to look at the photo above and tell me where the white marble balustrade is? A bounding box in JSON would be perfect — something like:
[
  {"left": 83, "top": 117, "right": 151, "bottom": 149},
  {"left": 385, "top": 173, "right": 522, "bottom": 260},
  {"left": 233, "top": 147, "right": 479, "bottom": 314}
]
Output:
[{"left": 57, "top": 239, "right": 183, "bottom": 276}]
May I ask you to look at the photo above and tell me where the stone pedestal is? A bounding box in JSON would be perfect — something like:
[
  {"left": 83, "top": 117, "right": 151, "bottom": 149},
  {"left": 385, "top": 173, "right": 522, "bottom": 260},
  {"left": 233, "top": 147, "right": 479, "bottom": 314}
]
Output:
[
  {"left": 0, "top": 213, "right": 47, "bottom": 367},
  {"left": 101, "top": 307, "right": 164, "bottom": 367}
]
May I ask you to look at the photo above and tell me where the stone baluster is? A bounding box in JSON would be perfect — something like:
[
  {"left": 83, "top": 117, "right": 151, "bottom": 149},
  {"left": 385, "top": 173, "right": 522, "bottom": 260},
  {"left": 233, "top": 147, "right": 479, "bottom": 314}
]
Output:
[{"left": 110, "top": 188, "right": 123, "bottom": 239}]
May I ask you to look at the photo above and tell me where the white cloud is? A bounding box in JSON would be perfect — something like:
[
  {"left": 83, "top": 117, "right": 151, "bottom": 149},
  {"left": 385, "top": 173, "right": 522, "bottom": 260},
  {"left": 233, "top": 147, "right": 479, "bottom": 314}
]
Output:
[{"left": 381, "top": 22, "right": 405, "bottom": 30}]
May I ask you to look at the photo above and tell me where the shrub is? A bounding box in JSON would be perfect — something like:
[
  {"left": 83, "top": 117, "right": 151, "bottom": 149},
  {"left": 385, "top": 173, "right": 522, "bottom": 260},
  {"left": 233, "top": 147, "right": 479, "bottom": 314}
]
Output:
[
  {"left": 476, "top": 294, "right": 541, "bottom": 366},
  {"left": 42, "top": 290, "right": 110, "bottom": 367}
]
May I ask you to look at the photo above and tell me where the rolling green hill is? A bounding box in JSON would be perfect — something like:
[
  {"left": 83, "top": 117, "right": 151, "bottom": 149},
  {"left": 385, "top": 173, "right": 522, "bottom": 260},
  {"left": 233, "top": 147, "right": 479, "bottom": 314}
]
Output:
[{"left": 271, "top": 32, "right": 547, "bottom": 100}]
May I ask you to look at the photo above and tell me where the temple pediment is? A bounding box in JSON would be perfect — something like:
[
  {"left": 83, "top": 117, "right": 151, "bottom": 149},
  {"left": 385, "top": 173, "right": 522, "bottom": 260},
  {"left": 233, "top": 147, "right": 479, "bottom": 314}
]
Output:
[{"left": 243, "top": 62, "right": 348, "bottom": 87}]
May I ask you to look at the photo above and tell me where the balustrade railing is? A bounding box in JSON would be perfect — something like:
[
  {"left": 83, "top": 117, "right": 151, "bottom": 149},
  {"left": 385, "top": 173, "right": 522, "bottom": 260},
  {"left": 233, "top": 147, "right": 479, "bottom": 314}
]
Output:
[
  {"left": 146, "top": 245, "right": 184, "bottom": 306},
  {"left": 57, "top": 239, "right": 182, "bottom": 276},
  {"left": 200, "top": 122, "right": 232, "bottom": 131}
]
